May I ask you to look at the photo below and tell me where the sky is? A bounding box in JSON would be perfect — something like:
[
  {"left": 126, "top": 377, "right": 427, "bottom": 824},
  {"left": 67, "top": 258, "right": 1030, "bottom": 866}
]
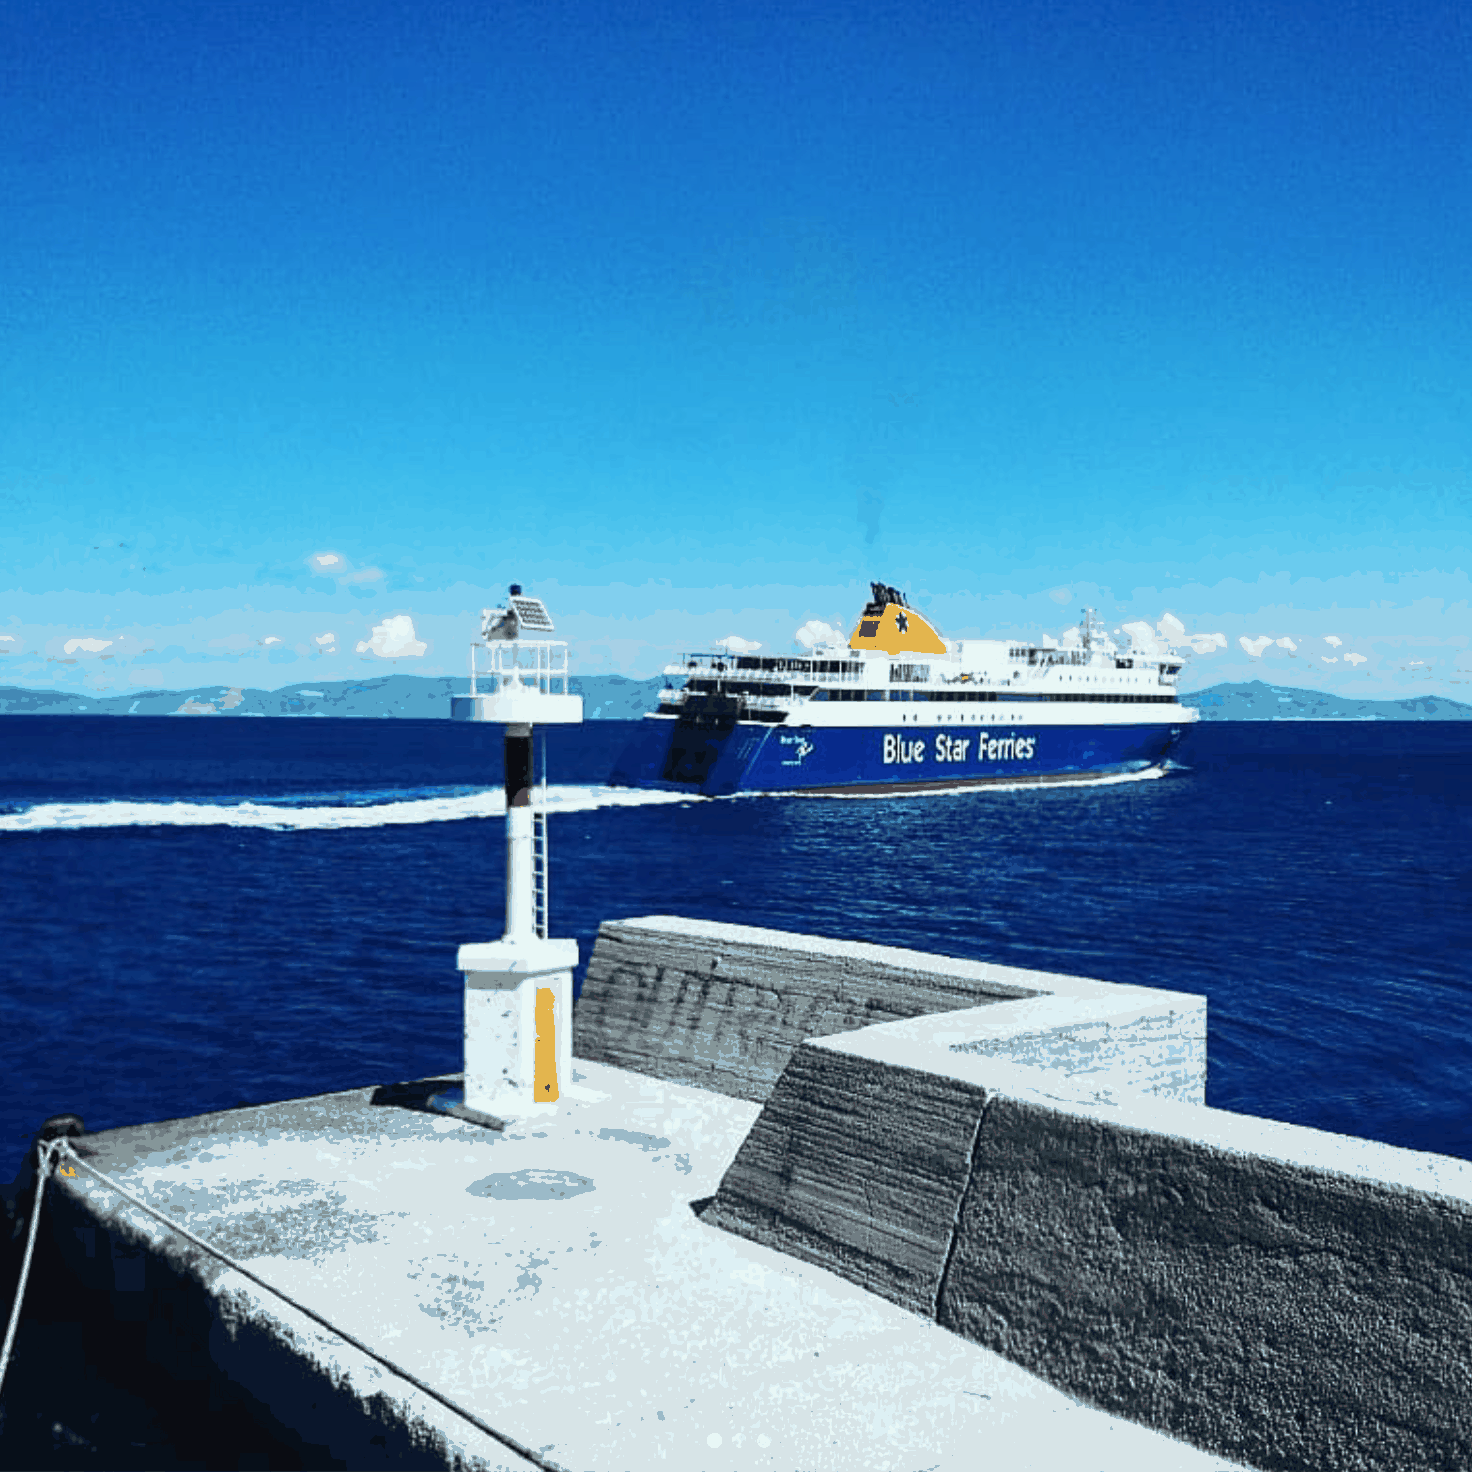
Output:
[{"left": 3, "top": 0, "right": 1469, "bottom": 698}]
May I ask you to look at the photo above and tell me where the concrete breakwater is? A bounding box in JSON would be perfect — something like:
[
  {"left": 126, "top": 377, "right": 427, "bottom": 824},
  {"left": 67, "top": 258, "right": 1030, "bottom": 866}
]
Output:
[
  {"left": 581, "top": 917, "right": 1472, "bottom": 1471},
  {"left": 572, "top": 914, "right": 1205, "bottom": 1106},
  {"left": 2, "top": 915, "right": 1468, "bottom": 1470}
]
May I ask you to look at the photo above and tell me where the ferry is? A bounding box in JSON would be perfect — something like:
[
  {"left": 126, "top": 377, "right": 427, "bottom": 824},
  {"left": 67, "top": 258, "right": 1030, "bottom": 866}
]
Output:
[{"left": 607, "top": 582, "right": 1198, "bottom": 796}]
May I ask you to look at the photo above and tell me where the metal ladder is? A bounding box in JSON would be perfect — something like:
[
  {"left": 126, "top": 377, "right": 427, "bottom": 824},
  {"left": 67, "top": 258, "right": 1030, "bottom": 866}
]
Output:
[{"left": 532, "top": 806, "right": 549, "bottom": 939}]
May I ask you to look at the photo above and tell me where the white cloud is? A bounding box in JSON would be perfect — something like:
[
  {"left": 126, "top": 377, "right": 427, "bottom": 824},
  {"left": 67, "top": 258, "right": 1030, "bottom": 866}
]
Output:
[
  {"left": 355, "top": 614, "right": 427, "bottom": 658},
  {"left": 1240, "top": 635, "right": 1273, "bottom": 658},
  {"left": 1322, "top": 655, "right": 1338, "bottom": 663},
  {"left": 1186, "top": 632, "right": 1227, "bottom": 655},
  {"left": 1276, "top": 637, "right": 1297, "bottom": 651},
  {"left": 794, "top": 619, "right": 843, "bottom": 650},
  {"left": 262, "top": 636, "right": 283, "bottom": 645},
  {"left": 1324, "top": 635, "right": 1342, "bottom": 648},
  {"left": 1344, "top": 652, "right": 1367, "bottom": 665},
  {"left": 715, "top": 635, "right": 762, "bottom": 654},
  {"left": 307, "top": 550, "right": 380, "bottom": 583},
  {"left": 64, "top": 637, "right": 113, "bottom": 655},
  {"left": 1122, "top": 620, "right": 1161, "bottom": 654},
  {"left": 1128, "top": 611, "right": 1221, "bottom": 656},
  {"left": 315, "top": 632, "right": 336, "bottom": 647}
]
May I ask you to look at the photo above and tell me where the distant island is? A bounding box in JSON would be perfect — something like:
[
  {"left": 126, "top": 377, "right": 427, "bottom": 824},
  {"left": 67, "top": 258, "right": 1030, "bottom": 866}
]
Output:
[
  {"left": 0, "top": 673, "right": 666, "bottom": 719},
  {"left": 1178, "top": 680, "right": 1472, "bottom": 721},
  {"left": 0, "top": 675, "right": 1468, "bottom": 721}
]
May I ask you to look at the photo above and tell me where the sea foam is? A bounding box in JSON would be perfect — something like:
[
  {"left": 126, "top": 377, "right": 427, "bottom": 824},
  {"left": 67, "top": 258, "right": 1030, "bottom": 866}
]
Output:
[
  {"left": 786, "top": 765, "right": 1170, "bottom": 799},
  {"left": 0, "top": 767, "right": 1171, "bottom": 831},
  {"left": 0, "top": 785, "right": 698, "bottom": 833}
]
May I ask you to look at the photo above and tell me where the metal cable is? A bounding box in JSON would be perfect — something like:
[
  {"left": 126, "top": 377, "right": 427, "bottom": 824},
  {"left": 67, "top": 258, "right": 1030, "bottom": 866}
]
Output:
[{"left": 0, "top": 1138, "right": 62, "bottom": 1400}]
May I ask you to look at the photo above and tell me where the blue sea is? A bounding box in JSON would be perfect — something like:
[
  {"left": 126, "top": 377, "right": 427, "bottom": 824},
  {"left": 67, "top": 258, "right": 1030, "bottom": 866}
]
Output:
[{"left": 2, "top": 714, "right": 1469, "bottom": 1176}]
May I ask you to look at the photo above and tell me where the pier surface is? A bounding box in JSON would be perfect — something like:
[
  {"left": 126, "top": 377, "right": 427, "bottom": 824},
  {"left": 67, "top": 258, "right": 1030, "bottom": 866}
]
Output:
[{"left": 46, "top": 1063, "right": 1240, "bottom": 1472}]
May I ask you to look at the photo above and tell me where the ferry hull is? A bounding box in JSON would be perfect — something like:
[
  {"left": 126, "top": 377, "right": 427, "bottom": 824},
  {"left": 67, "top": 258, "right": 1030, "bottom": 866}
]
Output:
[{"left": 608, "top": 716, "right": 1188, "bottom": 797}]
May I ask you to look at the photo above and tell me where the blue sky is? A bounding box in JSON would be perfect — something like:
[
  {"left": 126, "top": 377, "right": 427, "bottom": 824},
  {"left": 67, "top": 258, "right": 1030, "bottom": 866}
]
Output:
[{"left": 3, "top": 0, "right": 1468, "bottom": 697}]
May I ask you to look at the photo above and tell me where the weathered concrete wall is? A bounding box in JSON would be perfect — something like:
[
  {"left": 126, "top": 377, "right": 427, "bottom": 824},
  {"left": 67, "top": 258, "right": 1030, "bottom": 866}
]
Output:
[
  {"left": 706, "top": 1035, "right": 1472, "bottom": 1472},
  {"left": 699, "top": 1042, "right": 990, "bottom": 1316},
  {"left": 573, "top": 914, "right": 1206, "bottom": 1104},
  {"left": 830, "top": 990, "right": 1207, "bottom": 1107},
  {"left": 940, "top": 1091, "right": 1472, "bottom": 1472}
]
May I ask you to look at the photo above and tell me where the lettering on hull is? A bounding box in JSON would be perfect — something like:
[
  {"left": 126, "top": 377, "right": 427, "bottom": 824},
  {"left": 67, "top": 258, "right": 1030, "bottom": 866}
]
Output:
[{"left": 882, "top": 732, "right": 1037, "bottom": 766}]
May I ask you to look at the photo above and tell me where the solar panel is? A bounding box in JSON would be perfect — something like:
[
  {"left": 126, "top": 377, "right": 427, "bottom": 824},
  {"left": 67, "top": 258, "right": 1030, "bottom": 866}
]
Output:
[{"left": 509, "top": 595, "right": 555, "bottom": 633}]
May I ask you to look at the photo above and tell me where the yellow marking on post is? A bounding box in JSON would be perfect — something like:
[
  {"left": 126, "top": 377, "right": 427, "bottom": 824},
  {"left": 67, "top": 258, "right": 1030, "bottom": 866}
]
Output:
[
  {"left": 58, "top": 1165, "right": 76, "bottom": 1177},
  {"left": 535, "top": 986, "right": 559, "bottom": 1102}
]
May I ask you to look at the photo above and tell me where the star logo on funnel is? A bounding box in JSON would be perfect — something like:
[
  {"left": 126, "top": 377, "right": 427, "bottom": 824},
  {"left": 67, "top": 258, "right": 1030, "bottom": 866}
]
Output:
[{"left": 895, "top": 611, "right": 909, "bottom": 633}]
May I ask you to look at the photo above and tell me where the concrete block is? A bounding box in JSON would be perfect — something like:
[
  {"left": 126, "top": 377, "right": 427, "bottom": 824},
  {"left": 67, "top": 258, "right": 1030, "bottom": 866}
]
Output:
[
  {"left": 574, "top": 915, "right": 1052, "bottom": 1102},
  {"left": 459, "top": 936, "right": 578, "bottom": 1121},
  {"left": 826, "top": 989, "right": 1208, "bottom": 1107},
  {"left": 938, "top": 1093, "right": 1472, "bottom": 1472},
  {"left": 701, "top": 1043, "right": 989, "bottom": 1317},
  {"left": 692, "top": 919, "right": 1466, "bottom": 1472}
]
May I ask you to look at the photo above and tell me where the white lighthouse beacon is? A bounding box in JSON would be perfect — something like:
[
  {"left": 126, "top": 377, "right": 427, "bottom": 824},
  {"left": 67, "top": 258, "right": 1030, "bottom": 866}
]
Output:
[{"left": 451, "top": 584, "right": 582, "bottom": 1123}]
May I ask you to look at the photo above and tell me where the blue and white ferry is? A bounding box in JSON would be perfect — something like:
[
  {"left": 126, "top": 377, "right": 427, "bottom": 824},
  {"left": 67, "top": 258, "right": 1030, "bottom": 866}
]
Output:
[{"left": 608, "top": 582, "right": 1197, "bottom": 796}]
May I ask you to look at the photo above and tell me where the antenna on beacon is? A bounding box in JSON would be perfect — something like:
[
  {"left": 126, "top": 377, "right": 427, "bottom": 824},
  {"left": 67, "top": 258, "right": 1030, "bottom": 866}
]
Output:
[{"left": 449, "top": 583, "right": 583, "bottom": 1125}]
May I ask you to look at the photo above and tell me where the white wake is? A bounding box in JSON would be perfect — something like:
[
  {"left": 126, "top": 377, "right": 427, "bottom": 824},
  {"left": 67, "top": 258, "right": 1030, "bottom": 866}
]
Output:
[
  {"left": 785, "top": 765, "right": 1171, "bottom": 800},
  {"left": 0, "top": 785, "right": 699, "bottom": 834}
]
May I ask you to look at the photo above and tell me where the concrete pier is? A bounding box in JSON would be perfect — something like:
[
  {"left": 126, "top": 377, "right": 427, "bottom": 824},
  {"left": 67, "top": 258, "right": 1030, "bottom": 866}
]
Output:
[
  {"left": 6, "top": 915, "right": 1470, "bottom": 1470},
  {"left": 15, "top": 1066, "right": 1233, "bottom": 1471}
]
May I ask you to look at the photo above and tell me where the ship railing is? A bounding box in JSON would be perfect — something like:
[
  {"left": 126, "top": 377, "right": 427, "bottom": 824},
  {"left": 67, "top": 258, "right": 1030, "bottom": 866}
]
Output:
[
  {"left": 737, "top": 693, "right": 798, "bottom": 712},
  {"left": 469, "top": 639, "right": 571, "bottom": 697},
  {"left": 679, "top": 688, "right": 794, "bottom": 713},
  {"left": 665, "top": 653, "right": 862, "bottom": 683}
]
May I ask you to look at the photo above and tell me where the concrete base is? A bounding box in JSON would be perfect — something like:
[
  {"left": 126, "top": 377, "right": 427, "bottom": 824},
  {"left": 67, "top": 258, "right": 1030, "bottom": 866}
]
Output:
[
  {"left": 459, "top": 937, "right": 577, "bottom": 1121},
  {"left": 38, "top": 1065, "right": 1239, "bottom": 1472}
]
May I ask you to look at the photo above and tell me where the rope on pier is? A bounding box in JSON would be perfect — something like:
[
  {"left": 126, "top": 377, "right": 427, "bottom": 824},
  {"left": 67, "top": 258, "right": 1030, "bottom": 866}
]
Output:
[
  {"left": 0, "top": 1138, "right": 63, "bottom": 1402},
  {"left": 38, "top": 1139, "right": 561, "bottom": 1472}
]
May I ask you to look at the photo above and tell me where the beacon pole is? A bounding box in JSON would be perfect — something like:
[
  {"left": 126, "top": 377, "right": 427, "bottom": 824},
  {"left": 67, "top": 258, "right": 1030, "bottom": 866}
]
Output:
[
  {"left": 448, "top": 587, "right": 582, "bottom": 1126},
  {"left": 503, "top": 724, "right": 535, "bottom": 940}
]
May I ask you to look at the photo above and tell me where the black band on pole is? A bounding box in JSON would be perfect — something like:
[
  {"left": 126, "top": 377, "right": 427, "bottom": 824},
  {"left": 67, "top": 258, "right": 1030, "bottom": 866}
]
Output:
[{"left": 505, "top": 732, "right": 534, "bottom": 808}]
